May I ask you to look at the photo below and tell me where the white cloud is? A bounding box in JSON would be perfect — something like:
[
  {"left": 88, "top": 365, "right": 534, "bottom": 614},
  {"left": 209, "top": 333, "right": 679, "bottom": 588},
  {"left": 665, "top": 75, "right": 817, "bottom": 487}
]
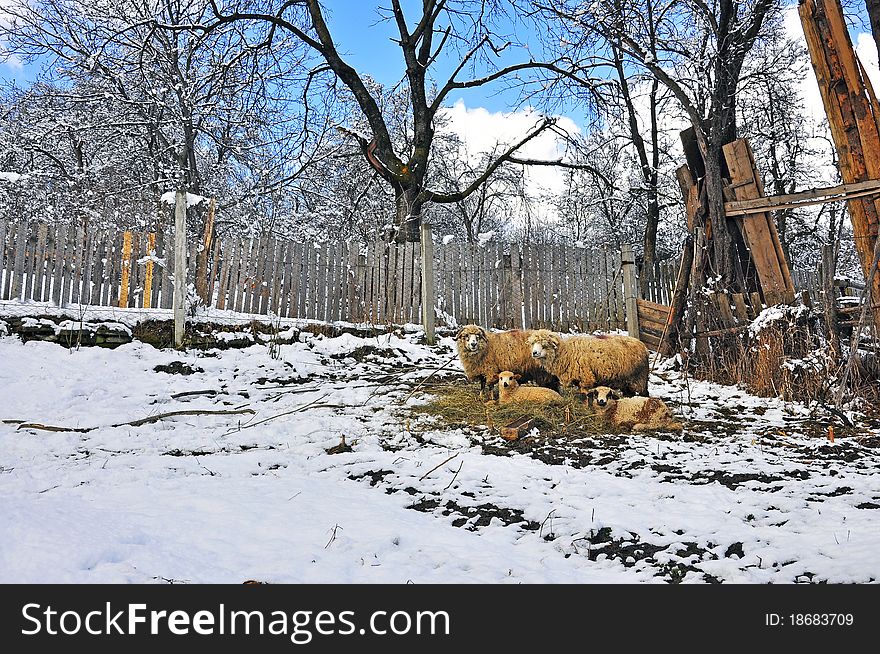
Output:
[
  {"left": 855, "top": 32, "right": 880, "bottom": 92},
  {"left": 0, "top": 1, "right": 23, "bottom": 71},
  {"left": 439, "top": 98, "right": 581, "bottom": 218},
  {"left": 784, "top": 6, "right": 880, "bottom": 126}
]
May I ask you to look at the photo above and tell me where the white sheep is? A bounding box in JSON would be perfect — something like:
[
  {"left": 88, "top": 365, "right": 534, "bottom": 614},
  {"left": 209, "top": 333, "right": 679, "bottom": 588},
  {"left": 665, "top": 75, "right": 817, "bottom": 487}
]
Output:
[
  {"left": 496, "top": 371, "right": 564, "bottom": 405},
  {"left": 586, "top": 386, "right": 683, "bottom": 432},
  {"left": 455, "top": 325, "right": 559, "bottom": 396},
  {"left": 527, "top": 329, "right": 649, "bottom": 396}
]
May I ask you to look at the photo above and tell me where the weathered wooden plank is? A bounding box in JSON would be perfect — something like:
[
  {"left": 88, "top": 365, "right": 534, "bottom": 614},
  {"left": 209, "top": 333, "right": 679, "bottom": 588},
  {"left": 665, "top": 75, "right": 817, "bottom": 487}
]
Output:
[
  {"left": 33, "top": 223, "right": 49, "bottom": 301},
  {"left": 749, "top": 291, "right": 763, "bottom": 318},
  {"left": 333, "top": 240, "right": 346, "bottom": 322},
  {"left": 235, "top": 237, "right": 249, "bottom": 313},
  {"left": 96, "top": 230, "right": 111, "bottom": 307},
  {"left": 22, "top": 223, "right": 37, "bottom": 301},
  {"left": 731, "top": 293, "right": 750, "bottom": 322},
  {"left": 636, "top": 301, "right": 670, "bottom": 326},
  {"left": 107, "top": 230, "right": 122, "bottom": 307},
  {"left": 260, "top": 237, "right": 278, "bottom": 315},
  {"left": 130, "top": 232, "right": 142, "bottom": 307},
  {"left": 715, "top": 292, "right": 737, "bottom": 328},
  {"left": 475, "top": 245, "right": 486, "bottom": 327},
  {"left": 363, "top": 242, "right": 376, "bottom": 323},
  {"left": 215, "top": 238, "right": 232, "bottom": 311},
  {"left": 353, "top": 242, "right": 364, "bottom": 322},
  {"left": 119, "top": 231, "right": 132, "bottom": 308},
  {"left": 639, "top": 331, "right": 663, "bottom": 351},
  {"left": 486, "top": 244, "right": 499, "bottom": 327},
  {"left": 286, "top": 241, "right": 301, "bottom": 319},
  {"left": 256, "top": 236, "right": 272, "bottom": 315},
  {"left": 275, "top": 240, "right": 290, "bottom": 317},
  {"left": 79, "top": 230, "right": 95, "bottom": 306},
  {"left": 243, "top": 235, "right": 261, "bottom": 314},
  {"left": 518, "top": 246, "right": 530, "bottom": 329},
  {"left": 230, "top": 238, "right": 246, "bottom": 313},
  {"left": 207, "top": 232, "right": 222, "bottom": 307},
  {"left": 8, "top": 222, "right": 25, "bottom": 301},
  {"left": 637, "top": 312, "right": 667, "bottom": 333},
  {"left": 723, "top": 140, "right": 792, "bottom": 305},
  {"left": 149, "top": 230, "right": 162, "bottom": 309},
  {"left": 312, "top": 242, "right": 326, "bottom": 321},
  {"left": 0, "top": 220, "right": 7, "bottom": 300},
  {"left": 306, "top": 241, "right": 320, "bottom": 319},
  {"left": 509, "top": 248, "right": 524, "bottom": 330},
  {"left": 269, "top": 237, "right": 283, "bottom": 314},
  {"left": 134, "top": 232, "right": 145, "bottom": 307},
  {"left": 399, "top": 241, "right": 410, "bottom": 324},
  {"left": 380, "top": 243, "right": 391, "bottom": 323},
  {"left": 399, "top": 241, "right": 411, "bottom": 324},
  {"left": 67, "top": 226, "right": 84, "bottom": 305},
  {"left": 160, "top": 228, "right": 173, "bottom": 309},
  {"left": 327, "top": 241, "right": 348, "bottom": 322}
]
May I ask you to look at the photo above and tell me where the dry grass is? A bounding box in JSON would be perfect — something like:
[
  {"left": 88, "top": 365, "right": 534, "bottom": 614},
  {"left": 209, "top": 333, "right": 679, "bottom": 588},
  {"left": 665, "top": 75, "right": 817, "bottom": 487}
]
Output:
[{"left": 410, "top": 382, "right": 606, "bottom": 437}]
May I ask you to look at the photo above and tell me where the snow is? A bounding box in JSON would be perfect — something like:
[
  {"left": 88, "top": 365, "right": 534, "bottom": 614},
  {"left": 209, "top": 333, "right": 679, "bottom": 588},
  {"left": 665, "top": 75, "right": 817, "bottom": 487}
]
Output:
[
  {"left": 159, "top": 191, "right": 207, "bottom": 208},
  {"left": 476, "top": 231, "right": 495, "bottom": 246},
  {"left": 1, "top": 329, "right": 879, "bottom": 584},
  {"left": 442, "top": 234, "right": 455, "bottom": 245},
  {"left": 0, "top": 172, "right": 25, "bottom": 183}
]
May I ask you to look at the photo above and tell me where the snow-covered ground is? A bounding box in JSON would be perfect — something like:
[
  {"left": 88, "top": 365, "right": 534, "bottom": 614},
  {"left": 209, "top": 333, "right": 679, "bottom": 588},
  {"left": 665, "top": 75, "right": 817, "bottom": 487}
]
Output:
[{"left": 1, "top": 329, "right": 878, "bottom": 584}]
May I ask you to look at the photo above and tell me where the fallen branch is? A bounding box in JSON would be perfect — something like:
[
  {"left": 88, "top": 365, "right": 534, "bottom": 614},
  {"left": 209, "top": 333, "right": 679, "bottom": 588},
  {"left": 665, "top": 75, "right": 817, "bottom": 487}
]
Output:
[
  {"left": 399, "top": 353, "right": 460, "bottom": 404},
  {"left": 418, "top": 452, "right": 460, "bottom": 481},
  {"left": 171, "top": 389, "right": 219, "bottom": 399},
  {"left": 222, "top": 394, "right": 332, "bottom": 435},
  {"left": 442, "top": 461, "right": 463, "bottom": 491},
  {"left": 17, "top": 408, "right": 256, "bottom": 433}
]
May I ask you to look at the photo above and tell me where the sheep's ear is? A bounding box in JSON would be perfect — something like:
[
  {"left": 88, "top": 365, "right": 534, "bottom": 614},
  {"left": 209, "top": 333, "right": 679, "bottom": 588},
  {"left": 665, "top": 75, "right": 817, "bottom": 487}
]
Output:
[
  {"left": 514, "top": 373, "right": 521, "bottom": 380},
  {"left": 611, "top": 389, "right": 623, "bottom": 399},
  {"left": 585, "top": 388, "right": 597, "bottom": 397}
]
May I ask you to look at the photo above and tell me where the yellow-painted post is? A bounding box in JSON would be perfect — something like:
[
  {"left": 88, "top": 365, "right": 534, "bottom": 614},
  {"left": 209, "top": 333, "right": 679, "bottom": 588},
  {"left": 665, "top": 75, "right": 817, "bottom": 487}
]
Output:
[
  {"left": 143, "top": 232, "right": 156, "bottom": 308},
  {"left": 119, "top": 231, "right": 132, "bottom": 308}
]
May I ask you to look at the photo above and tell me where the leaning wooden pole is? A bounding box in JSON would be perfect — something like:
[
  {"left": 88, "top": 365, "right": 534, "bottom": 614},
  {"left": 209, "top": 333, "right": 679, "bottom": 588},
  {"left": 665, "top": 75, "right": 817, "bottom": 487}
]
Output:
[
  {"left": 172, "top": 190, "right": 187, "bottom": 348},
  {"left": 799, "top": 0, "right": 880, "bottom": 331}
]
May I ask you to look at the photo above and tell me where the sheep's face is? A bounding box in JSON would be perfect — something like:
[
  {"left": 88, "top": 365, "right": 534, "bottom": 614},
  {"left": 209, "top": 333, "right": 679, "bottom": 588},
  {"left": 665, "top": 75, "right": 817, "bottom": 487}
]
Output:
[
  {"left": 528, "top": 330, "right": 559, "bottom": 363},
  {"left": 588, "top": 386, "right": 622, "bottom": 407},
  {"left": 498, "top": 371, "right": 521, "bottom": 390},
  {"left": 456, "top": 326, "right": 486, "bottom": 354}
]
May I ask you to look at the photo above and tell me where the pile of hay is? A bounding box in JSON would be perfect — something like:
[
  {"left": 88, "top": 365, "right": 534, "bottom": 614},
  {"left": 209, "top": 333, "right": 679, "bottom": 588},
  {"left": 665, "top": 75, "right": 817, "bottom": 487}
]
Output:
[{"left": 410, "top": 383, "right": 605, "bottom": 437}]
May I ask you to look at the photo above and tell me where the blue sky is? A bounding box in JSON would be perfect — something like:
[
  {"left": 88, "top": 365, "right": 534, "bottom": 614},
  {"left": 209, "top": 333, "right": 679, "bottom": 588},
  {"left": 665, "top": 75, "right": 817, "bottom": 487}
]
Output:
[{"left": 0, "top": 0, "right": 546, "bottom": 113}]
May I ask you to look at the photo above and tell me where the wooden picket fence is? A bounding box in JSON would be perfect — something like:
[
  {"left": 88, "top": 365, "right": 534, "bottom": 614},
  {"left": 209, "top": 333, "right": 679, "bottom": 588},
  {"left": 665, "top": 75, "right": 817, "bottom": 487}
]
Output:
[
  {"left": 0, "top": 220, "right": 644, "bottom": 331},
  {"left": 4, "top": 219, "right": 864, "bottom": 339}
]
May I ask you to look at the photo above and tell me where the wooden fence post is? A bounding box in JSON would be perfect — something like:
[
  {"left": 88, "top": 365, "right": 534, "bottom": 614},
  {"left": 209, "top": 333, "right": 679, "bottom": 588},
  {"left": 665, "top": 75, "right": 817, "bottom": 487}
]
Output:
[
  {"left": 195, "top": 198, "right": 215, "bottom": 304},
  {"left": 118, "top": 231, "right": 132, "bottom": 308},
  {"left": 172, "top": 190, "right": 187, "bottom": 348},
  {"left": 621, "top": 243, "right": 640, "bottom": 338},
  {"left": 420, "top": 223, "right": 436, "bottom": 345},
  {"left": 143, "top": 232, "right": 155, "bottom": 309},
  {"left": 822, "top": 243, "right": 841, "bottom": 355}
]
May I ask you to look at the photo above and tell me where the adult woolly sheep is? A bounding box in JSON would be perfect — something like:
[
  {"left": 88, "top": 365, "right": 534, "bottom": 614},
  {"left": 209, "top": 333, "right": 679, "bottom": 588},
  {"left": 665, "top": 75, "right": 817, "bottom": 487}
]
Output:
[
  {"left": 455, "top": 325, "right": 559, "bottom": 397},
  {"left": 586, "top": 386, "right": 682, "bottom": 432},
  {"left": 527, "top": 329, "right": 649, "bottom": 396},
  {"left": 496, "top": 371, "right": 564, "bottom": 405}
]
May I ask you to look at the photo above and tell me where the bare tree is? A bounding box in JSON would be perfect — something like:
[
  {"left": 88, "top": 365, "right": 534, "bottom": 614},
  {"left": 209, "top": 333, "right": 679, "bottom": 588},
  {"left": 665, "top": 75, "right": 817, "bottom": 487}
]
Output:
[
  {"left": 1, "top": 0, "right": 323, "bottom": 234},
  {"left": 198, "top": 0, "right": 585, "bottom": 241},
  {"left": 541, "top": 0, "right": 781, "bottom": 294}
]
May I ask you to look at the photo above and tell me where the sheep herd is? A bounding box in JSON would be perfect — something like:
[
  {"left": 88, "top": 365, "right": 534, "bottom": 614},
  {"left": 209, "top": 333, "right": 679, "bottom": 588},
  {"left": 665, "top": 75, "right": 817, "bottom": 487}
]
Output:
[{"left": 454, "top": 324, "right": 683, "bottom": 433}]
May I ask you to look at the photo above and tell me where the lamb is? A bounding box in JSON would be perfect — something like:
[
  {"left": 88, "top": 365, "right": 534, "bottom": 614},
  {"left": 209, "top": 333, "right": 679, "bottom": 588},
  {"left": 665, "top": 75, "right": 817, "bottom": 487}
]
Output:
[
  {"left": 496, "top": 371, "right": 564, "bottom": 405},
  {"left": 527, "top": 329, "right": 649, "bottom": 396},
  {"left": 455, "top": 325, "right": 559, "bottom": 396},
  {"left": 586, "top": 386, "right": 682, "bottom": 432}
]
